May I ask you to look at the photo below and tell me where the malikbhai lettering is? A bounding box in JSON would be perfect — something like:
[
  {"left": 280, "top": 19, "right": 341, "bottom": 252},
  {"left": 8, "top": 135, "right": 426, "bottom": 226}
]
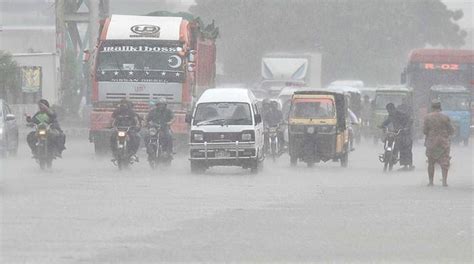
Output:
[{"left": 101, "top": 46, "right": 179, "bottom": 53}]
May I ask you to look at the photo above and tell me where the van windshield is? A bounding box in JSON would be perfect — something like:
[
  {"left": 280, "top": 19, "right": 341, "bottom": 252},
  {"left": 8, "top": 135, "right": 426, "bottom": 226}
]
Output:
[
  {"left": 290, "top": 98, "right": 335, "bottom": 119},
  {"left": 194, "top": 102, "right": 253, "bottom": 126}
]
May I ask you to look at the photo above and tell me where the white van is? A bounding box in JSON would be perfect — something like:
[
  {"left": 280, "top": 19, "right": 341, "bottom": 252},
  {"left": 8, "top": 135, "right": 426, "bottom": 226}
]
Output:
[{"left": 186, "top": 88, "right": 265, "bottom": 173}]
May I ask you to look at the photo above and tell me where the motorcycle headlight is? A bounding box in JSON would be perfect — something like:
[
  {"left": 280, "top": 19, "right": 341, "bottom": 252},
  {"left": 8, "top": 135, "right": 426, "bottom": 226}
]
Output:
[
  {"left": 118, "top": 131, "right": 126, "bottom": 137},
  {"left": 193, "top": 132, "right": 204, "bottom": 142},
  {"left": 149, "top": 128, "right": 158, "bottom": 136},
  {"left": 306, "top": 126, "right": 315, "bottom": 134},
  {"left": 38, "top": 130, "right": 47, "bottom": 136}
]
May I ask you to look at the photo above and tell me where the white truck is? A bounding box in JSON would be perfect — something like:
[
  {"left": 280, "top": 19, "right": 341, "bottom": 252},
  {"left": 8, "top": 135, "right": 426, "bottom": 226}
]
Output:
[{"left": 260, "top": 52, "right": 322, "bottom": 97}]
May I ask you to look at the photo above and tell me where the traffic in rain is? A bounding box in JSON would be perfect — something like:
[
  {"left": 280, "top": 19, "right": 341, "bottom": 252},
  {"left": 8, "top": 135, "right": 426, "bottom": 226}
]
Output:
[{"left": 0, "top": 0, "right": 472, "bottom": 263}]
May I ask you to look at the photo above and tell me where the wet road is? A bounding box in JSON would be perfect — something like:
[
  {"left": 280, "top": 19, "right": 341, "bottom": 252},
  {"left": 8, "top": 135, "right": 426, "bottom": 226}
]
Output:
[{"left": 1, "top": 138, "right": 472, "bottom": 263}]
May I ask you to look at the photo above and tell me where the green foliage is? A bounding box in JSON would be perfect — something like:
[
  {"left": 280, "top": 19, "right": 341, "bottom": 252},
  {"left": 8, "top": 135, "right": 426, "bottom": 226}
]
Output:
[
  {"left": 0, "top": 51, "right": 19, "bottom": 100},
  {"left": 190, "top": 0, "right": 466, "bottom": 85}
]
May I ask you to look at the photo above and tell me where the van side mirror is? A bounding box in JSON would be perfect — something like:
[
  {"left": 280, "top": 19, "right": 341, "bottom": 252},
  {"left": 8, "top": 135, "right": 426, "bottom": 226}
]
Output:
[
  {"left": 185, "top": 113, "right": 192, "bottom": 124},
  {"left": 254, "top": 114, "right": 262, "bottom": 124},
  {"left": 5, "top": 114, "right": 16, "bottom": 121}
]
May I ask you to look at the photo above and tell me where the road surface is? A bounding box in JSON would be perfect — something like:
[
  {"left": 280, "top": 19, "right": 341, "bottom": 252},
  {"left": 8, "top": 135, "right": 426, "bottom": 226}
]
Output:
[{"left": 1, "top": 138, "right": 472, "bottom": 263}]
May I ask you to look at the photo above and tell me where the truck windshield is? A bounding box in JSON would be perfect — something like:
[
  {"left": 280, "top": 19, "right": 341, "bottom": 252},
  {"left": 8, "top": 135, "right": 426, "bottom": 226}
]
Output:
[
  {"left": 438, "top": 94, "right": 471, "bottom": 111},
  {"left": 290, "top": 99, "right": 335, "bottom": 119},
  {"left": 375, "top": 94, "right": 405, "bottom": 110},
  {"left": 194, "top": 103, "right": 253, "bottom": 126}
]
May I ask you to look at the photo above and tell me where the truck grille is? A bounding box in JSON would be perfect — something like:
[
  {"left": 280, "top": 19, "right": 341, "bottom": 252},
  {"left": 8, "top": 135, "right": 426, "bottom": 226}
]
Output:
[
  {"left": 105, "top": 93, "right": 176, "bottom": 102},
  {"left": 204, "top": 132, "right": 242, "bottom": 142}
]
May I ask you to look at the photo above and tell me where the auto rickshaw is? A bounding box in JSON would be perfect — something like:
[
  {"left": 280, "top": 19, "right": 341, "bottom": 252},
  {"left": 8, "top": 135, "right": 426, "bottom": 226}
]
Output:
[
  {"left": 288, "top": 90, "right": 350, "bottom": 167},
  {"left": 429, "top": 85, "right": 471, "bottom": 145},
  {"left": 371, "top": 86, "right": 413, "bottom": 143}
]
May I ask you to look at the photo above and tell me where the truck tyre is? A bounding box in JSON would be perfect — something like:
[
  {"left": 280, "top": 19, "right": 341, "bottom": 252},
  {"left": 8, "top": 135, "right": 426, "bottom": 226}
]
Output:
[{"left": 190, "top": 161, "right": 205, "bottom": 174}]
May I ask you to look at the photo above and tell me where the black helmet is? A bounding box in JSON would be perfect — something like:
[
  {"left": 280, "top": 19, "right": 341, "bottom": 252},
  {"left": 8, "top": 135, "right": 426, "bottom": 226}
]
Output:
[
  {"left": 38, "top": 99, "right": 50, "bottom": 108},
  {"left": 431, "top": 99, "right": 442, "bottom": 110},
  {"left": 386, "top": 103, "right": 396, "bottom": 111}
]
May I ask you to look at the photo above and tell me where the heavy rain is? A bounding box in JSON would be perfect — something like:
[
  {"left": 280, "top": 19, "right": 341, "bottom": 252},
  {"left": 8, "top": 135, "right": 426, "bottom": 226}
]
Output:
[{"left": 0, "top": 0, "right": 472, "bottom": 263}]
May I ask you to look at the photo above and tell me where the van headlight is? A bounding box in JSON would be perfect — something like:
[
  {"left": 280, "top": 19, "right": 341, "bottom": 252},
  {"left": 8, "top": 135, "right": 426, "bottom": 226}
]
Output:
[
  {"left": 306, "top": 126, "right": 315, "bottom": 134},
  {"left": 241, "top": 131, "right": 255, "bottom": 141},
  {"left": 192, "top": 131, "right": 204, "bottom": 142}
]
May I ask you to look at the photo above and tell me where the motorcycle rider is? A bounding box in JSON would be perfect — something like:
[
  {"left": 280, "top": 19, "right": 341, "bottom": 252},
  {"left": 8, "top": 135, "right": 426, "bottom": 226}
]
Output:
[
  {"left": 110, "top": 99, "right": 141, "bottom": 160},
  {"left": 263, "top": 100, "right": 284, "bottom": 152},
  {"left": 380, "top": 103, "right": 414, "bottom": 170},
  {"left": 145, "top": 98, "right": 174, "bottom": 155},
  {"left": 26, "top": 99, "right": 66, "bottom": 158}
]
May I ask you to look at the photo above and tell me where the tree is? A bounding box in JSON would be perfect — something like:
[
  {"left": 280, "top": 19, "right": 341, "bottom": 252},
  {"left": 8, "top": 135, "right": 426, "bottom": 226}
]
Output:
[
  {"left": 190, "top": 0, "right": 467, "bottom": 85},
  {"left": 0, "top": 51, "right": 19, "bottom": 101}
]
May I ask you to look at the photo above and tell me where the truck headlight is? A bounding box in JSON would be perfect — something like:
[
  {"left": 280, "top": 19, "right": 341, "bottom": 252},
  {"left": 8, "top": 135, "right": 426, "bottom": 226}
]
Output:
[{"left": 306, "top": 126, "right": 315, "bottom": 134}]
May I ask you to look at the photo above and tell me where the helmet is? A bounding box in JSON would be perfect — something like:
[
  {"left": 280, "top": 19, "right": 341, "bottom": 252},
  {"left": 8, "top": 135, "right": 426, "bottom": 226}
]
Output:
[
  {"left": 386, "top": 103, "right": 396, "bottom": 111},
  {"left": 38, "top": 99, "right": 50, "bottom": 108},
  {"left": 431, "top": 99, "right": 442, "bottom": 110},
  {"left": 156, "top": 98, "right": 167, "bottom": 106}
]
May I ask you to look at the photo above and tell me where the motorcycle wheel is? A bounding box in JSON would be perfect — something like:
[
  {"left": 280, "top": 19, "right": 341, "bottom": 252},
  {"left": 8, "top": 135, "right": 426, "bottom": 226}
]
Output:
[
  {"left": 271, "top": 140, "right": 277, "bottom": 162},
  {"left": 383, "top": 151, "right": 391, "bottom": 172},
  {"left": 340, "top": 151, "right": 348, "bottom": 168},
  {"left": 39, "top": 159, "right": 47, "bottom": 170},
  {"left": 117, "top": 158, "right": 129, "bottom": 170}
]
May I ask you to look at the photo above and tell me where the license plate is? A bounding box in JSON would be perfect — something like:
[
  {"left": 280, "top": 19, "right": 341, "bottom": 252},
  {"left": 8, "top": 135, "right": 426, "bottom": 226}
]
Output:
[{"left": 216, "top": 150, "right": 229, "bottom": 158}]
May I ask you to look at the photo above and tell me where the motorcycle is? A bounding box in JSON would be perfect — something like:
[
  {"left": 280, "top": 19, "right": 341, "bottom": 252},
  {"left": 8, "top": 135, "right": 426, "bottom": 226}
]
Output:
[
  {"left": 265, "top": 125, "right": 280, "bottom": 162},
  {"left": 33, "top": 123, "right": 55, "bottom": 170},
  {"left": 146, "top": 122, "right": 172, "bottom": 168},
  {"left": 112, "top": 126, "right": 135, "bottom": 170},
  {"left": 378, "top": 128, "right": 402, "bottom": 172}
]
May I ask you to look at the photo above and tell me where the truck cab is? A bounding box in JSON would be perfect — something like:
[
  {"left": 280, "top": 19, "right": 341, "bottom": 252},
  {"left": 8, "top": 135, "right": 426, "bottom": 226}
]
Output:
[{"left": 187, "top": 88, "right": 265, "bottom": 173}]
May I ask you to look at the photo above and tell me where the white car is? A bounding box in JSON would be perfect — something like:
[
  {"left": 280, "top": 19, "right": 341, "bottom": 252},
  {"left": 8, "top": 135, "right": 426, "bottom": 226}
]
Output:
[{"left": 187, "top": 88, "right": 265, "bottom": 173}]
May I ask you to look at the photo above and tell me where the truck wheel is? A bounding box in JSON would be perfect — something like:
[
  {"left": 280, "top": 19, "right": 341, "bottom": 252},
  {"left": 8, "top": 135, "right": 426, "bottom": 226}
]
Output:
[
  {"left": 94, "top": 138, "right": 108, "bottom": 156},
  {"left": 250, "top": 159, "right": 262, "bottom": 174},
  {"left": 290, "top": 155, "right": 297, "bottom": 166},
  {"left": 190, "top": 161, "right": 205, "bottom": 174}
]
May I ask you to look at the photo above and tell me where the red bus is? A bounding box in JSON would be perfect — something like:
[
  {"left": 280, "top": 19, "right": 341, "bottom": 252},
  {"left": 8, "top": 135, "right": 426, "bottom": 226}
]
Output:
[{"left": 401, "top": 49, "right": 473, "bottom": 131}]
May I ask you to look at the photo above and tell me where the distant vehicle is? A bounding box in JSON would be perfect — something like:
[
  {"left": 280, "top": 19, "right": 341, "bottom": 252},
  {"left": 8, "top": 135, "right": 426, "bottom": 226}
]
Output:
[
  {"left": 260, "top": 52, "right": 322, "bottom": 97},
  {"left": 187, "top": 88, "right": 265, "bottom": 174},
  {"left": 372, "top": 86, "right": 413, "bottom": 143},
  {"left": 401, "top": 49, "right": 474, "bottom": 133},
  {"left": 327, "top": 85, "right": 362, "bottom": 143},
  {"left": 329, "top": 80, "right": 364, "bottom": 89},
  {"left": 358, "top": 87, "right": 378, "bottom": 101},
  {"left": 0, "top": 99, "right": 19, "bottom": 157},
  {"left": 288, "top": 89, "right": 350, "bottom": 167},
  {"left": 429, "top": 85, "right": 471, "bottom": 145},
  {"left": 86, "top": 14, "right": 218, "bottom": 154}
]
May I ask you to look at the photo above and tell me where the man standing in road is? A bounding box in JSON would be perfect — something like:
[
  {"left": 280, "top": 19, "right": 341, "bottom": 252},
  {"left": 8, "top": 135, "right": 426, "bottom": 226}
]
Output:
[{"left": 423, "top": 100, "right": 454, "bottom": 187}]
